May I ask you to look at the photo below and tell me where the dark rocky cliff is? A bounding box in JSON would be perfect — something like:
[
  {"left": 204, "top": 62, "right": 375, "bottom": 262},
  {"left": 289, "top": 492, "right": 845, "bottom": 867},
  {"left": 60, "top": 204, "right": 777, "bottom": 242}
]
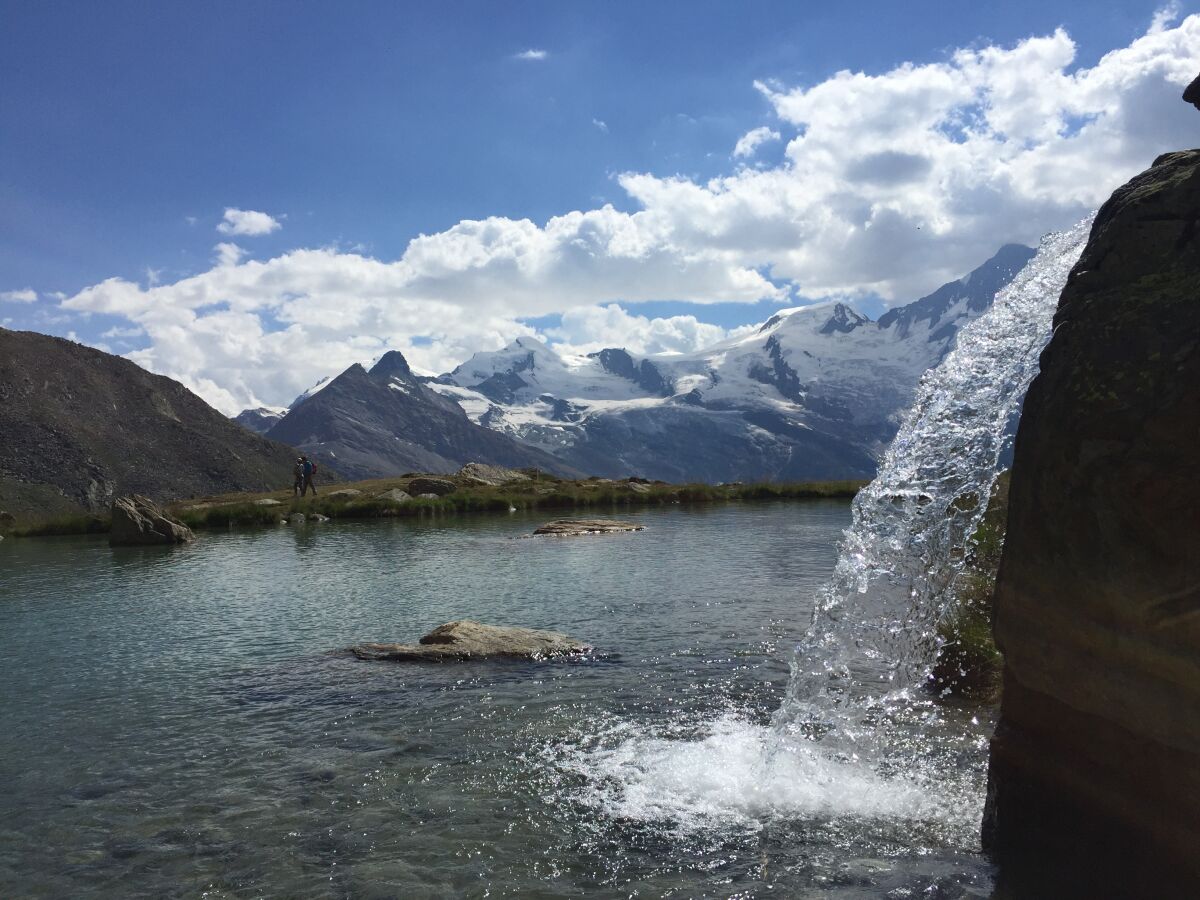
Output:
[
  {"left": 0, "top": 328, "right": 299, "bottom": 519},
  {"left": 982, "top": 149, "right": 1200, "bottom": 892}
]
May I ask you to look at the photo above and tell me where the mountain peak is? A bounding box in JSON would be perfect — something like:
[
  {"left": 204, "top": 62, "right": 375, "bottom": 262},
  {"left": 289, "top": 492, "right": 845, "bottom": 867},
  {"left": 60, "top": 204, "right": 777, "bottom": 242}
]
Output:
[
  {"left": 820, "top": 303, "right": 870, "bottom": 335},
  {"left": 369, "top": 350, "right": 413, "bottom": 380}
]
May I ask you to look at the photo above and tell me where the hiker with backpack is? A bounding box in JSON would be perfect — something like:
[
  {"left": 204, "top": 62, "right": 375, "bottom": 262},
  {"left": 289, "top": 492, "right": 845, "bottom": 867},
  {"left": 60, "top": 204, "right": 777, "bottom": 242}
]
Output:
[
  {"left": 300, "top": 455, "right": 318, "bottom": 496},
  {"left": 292, "top": 457, "right": 304, "bottom": 497}
]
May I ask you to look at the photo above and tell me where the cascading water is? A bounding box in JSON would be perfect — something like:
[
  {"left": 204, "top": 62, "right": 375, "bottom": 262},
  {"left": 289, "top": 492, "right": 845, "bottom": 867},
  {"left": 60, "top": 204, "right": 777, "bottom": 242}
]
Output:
[
  {"left": 564, "top": 217, "right": 1096, "bottom": 848},
  {"left": 776, "top": 216, "right": 1094, "bottom": 752}
]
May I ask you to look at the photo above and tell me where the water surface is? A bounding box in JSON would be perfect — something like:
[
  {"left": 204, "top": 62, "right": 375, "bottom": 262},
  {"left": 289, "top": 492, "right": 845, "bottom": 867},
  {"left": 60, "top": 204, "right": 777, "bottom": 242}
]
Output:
[{"left": 0, "top": 503, "right": 992, "bottom": 898}]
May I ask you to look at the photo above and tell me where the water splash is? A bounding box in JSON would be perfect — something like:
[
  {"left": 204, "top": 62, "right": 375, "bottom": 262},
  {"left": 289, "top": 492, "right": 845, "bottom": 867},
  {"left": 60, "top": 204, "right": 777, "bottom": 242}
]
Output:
[
  {"left": 778, "top": 217, "right": 1094, "bottom": 749},
  {"left": 562, "top": 219, "right": 1095, "bottom": 838}
]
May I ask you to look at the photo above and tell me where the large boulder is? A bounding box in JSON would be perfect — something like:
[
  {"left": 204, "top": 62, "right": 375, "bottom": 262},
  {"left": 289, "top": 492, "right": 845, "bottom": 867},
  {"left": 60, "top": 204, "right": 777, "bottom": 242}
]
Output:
[
  {"left": 375, "top": 488, "right": 411, "bottom": 503},
  {"left": 109, "top": 495, "right": 195, "bottom": 546},
  {"left": 456, "top": 462, "right": 531, "bottom": 486},
  {"left": 350, "top": 620, "right": 590, "bottom": 662},
  {"left": 982, "top": 149, "right": 1200, "bottom": 891},
  {"left": 407, "top": 476, "right": 456, "bottom": 496}
]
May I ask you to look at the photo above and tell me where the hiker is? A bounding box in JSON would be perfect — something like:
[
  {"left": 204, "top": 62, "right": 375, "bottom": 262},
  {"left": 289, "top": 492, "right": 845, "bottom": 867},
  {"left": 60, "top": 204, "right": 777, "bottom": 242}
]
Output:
[{"left": 300, "top": 455, "right": 318, "bottom": 496}]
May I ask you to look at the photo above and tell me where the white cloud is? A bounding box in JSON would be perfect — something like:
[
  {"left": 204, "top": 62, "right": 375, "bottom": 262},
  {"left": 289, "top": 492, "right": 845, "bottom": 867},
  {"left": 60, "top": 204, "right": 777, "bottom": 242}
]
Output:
[
  {"left": 513, "top": 49, "right": 548, "bottom": 61},
  {"left": 592, "top": 118, "right": 609, "bottom": 133},
  {"left": 184, "top": 215, "right": 198, "bottom": 226},
  {"left": 53, "top": 17, "right": 1200, "bottom": 414},
  {"left": 216, "top": 207, "right": 282, "bottom": 236},
  {"left": 214, "top": 242, "right": 246, "bottom": 266},
  {"left": 1, "top": 288, "right": 37, "bottom": 304},
  {"left": 733, "top": 125, "right": 781, "bottom": 158},
  {"left": 547, "top": 304, "right": 732, "bottom": 356},
  {"left": 1150, "top": 2, "right": 1181, "bottom": 34}
]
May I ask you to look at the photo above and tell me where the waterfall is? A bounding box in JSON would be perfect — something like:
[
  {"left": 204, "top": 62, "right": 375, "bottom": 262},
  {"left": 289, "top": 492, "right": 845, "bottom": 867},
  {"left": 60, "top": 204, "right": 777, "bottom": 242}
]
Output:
[
  {"left": 776, "top": 216, "right": 1095, "bottom": 750},
  {"left": 563, "top": 217, "right": 1096, "bottom": 840}
]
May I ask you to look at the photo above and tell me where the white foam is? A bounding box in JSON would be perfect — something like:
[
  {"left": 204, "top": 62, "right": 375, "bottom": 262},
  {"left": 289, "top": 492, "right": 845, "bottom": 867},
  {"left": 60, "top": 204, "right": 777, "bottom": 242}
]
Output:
[{"left": 556, "top": 714, "right": 978, "bottom": 833}]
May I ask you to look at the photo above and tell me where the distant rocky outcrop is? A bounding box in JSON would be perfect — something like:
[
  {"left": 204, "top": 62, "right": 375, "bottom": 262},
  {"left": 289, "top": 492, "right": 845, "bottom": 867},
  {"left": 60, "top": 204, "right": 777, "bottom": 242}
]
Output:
[
  {"left": 233, "top": 406, "right": 286, "bottom": 434},
  {"left": 109, "top": 495, "right": 195, "bottom": 546},
  {"left": 264, "top": 351, "right": 581, "bottom": 481},
  {"left": 456, "top": 462, "right": 531, "bottom": 486},
  {"left": 350, "top": 620, "right": 590, "bottom": 661},
  {"left": 0, "top": 329, "right": 299, "bottom": 521},
  {"left": 982, "top": 148, "right": 1200, "bottom": 891},
  {"left": 407, "top": 476, "right": 456, "bottom": 496}
]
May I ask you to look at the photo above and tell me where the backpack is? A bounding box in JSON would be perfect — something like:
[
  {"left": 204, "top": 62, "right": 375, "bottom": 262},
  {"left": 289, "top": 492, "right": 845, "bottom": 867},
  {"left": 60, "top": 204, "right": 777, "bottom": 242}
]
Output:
[{"left": 311, "top": 461, "right": 318, "bottom": 475}]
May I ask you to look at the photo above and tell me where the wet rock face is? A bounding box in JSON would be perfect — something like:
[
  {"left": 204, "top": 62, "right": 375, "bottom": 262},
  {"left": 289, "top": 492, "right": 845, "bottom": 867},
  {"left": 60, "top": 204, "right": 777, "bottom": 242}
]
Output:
[
  {"left": 109, "top": 495, "right": 195, "bottom": 546},
  {"left": 983, "top": 150, "right": 1200, "bottom": 889},
  {"left": 350, "top": 620, "right": 591, "bottom": 662}
]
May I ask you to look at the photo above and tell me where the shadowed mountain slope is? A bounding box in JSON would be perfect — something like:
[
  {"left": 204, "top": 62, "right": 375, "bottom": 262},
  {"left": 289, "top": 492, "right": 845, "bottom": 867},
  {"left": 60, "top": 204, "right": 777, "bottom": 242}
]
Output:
[
  {"left": 265, "top": 351, "right": 581, "bottom": 480},
  {"left": 0, "top": 328, "right": 298, "bottom": 519}
]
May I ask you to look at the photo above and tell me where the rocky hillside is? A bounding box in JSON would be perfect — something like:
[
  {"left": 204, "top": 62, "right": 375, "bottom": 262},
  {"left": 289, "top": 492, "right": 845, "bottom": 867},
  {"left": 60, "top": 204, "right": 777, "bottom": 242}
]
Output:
[
  {"left": 0, "top": 328, "right": 299, "bottom": 519},
  {"left": 432, "top": 244, "right": 1035, "bottom": 482},
  {"left": 264, "top": 351, "right": 580, "bottom": 480},
  {"left": 983, "top": 148, "right": 1200, "bottom": 891}
]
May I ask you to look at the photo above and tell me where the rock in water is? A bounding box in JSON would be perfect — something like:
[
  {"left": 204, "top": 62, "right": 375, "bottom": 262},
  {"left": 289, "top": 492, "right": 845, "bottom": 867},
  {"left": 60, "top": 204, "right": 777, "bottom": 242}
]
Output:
[
  {"left": 407, "top": 477, "right": 456, "bottom": 496},
  {"left": 456, "top": 462, "right": 531, "bottom": 486},
  {"left": 533, "top": 518, "right": 644, "bottom": 536},
  {"left": 350, "top": 620, "right": 590, "bottom": 661},
  {"left": 983, "top": 150, "right": 1200, "bottom": 891},
  {"left": 109, "top": 495, "right": 195, "bottom": 546}
]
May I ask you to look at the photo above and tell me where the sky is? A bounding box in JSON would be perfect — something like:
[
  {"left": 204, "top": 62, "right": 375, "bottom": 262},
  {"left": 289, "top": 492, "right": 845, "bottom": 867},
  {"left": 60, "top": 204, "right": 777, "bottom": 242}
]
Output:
[{"left": 2, "top": 0, "right": 1198, "bottom": 413}]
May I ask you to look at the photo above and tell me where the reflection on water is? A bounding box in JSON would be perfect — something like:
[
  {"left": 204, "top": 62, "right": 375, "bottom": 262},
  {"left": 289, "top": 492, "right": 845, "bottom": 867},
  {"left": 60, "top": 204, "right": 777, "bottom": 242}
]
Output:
[{"left": 0, "top": 503, "right": 992, "bottom": 898}]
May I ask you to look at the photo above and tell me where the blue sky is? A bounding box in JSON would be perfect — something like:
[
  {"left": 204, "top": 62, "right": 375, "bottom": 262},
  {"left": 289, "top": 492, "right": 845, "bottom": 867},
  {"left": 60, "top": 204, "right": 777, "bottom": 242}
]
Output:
[{"left": 2, "top": 1, "right": 1197, "bottom": 411}]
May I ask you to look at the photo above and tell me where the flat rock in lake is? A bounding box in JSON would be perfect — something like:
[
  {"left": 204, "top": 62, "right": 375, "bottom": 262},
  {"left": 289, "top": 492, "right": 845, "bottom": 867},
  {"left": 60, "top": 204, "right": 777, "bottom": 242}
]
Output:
[
  {"left": 350, "top": 620, "right": 590, "bottom": 662},
  {"left": 533, "top": 518, "right": 644, "bottom": 536}
]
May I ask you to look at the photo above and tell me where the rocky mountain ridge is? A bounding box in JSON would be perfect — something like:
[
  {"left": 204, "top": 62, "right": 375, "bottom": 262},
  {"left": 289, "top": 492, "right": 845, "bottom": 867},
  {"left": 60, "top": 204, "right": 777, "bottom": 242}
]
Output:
[
  {"left": 0, "top": 328, "right": 299, "bottom": 520},
  {"left": 263, "top": 350, "right": 580, "bottom": 481},
  {"left": 430, "top": 243, "right": 1035, "bottom": 481}
]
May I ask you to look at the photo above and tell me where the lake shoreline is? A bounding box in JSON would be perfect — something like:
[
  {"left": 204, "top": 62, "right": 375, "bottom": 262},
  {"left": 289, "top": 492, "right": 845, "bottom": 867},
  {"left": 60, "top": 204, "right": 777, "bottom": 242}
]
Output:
[{"left": 4, "top": 473, "right": 866, "bottom": 538}]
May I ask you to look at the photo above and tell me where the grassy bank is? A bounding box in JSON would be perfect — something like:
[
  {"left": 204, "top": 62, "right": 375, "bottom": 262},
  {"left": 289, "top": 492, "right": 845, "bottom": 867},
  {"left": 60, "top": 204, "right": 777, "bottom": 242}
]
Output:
[{"left": 4, "top": 473, "right": 865, "bottom": 537}]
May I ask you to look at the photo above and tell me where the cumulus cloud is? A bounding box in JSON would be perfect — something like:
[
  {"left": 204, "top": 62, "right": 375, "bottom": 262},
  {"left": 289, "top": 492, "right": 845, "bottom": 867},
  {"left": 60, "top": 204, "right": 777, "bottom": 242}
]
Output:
[
  {"left": 547, "top": 304, "right": 732, "bottom": 356},
  {"left": 56, "top": 16, "right": 1200, "bottom": 413},
  {"left": 513, "top": 49, "right": 548, "bottom": 61},
  {"left": 592, "top": 118, "right": 609, "bottom": 133},
  {"left": 1, "top": 288, "right": 38, "bottom": 304},
  {"left": 733, "top": 125, "right": 781, "bottom": 158},
  {"left": 217, "top": 207, "right": 282, "bottom": 236}
]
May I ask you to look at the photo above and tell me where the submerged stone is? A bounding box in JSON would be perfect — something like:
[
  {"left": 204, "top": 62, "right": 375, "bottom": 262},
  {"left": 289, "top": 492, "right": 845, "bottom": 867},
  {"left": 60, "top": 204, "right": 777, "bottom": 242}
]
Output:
[
  {"left": 350, "top": 620, "right": 590, "bottom": 662},
  {"left": 533, "top": 518, "right": 644, "bottom": 536}
]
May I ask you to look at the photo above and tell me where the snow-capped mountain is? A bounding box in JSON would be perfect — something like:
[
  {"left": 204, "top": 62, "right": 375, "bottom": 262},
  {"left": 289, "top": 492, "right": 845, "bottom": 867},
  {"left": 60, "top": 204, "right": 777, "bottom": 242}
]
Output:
[
  {"left": 261, "top": 350, "right": 580, "bottom": 480},
  {"left": 429, "top": 243, "right": 1035, "bottom": 482},
  {"left": 233, "top": 406, "right": 288, "bottom": 435}
]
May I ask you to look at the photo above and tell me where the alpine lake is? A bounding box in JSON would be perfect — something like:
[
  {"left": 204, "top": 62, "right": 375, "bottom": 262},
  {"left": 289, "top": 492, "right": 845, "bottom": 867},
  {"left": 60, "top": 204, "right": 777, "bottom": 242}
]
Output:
[{"left": 0, "top": 502, "right": 993, "bottom": 898}]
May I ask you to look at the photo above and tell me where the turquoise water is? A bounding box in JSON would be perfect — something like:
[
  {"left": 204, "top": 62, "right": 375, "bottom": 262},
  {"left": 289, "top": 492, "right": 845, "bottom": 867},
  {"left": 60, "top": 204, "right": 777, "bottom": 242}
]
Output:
[{"left": 0, "top": 503, "right": 992, "bottom": 898}]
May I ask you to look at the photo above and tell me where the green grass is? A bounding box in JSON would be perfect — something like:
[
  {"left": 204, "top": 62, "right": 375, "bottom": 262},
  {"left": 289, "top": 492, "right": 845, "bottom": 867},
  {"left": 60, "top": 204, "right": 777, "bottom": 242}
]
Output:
[
  {"left": 10, "top": 475, "right": 866, "bottom": 536},
  {"left": 10, "top": 513, "right": 111, "bottom": 537}
]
